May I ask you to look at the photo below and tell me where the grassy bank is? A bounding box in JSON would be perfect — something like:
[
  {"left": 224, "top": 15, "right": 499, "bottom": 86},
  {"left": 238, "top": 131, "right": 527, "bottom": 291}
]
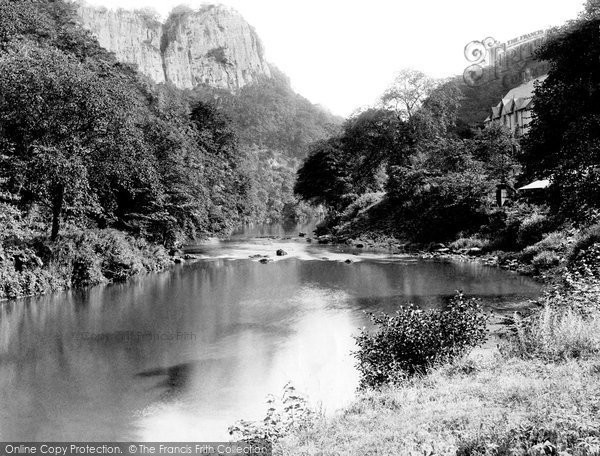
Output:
[
  {"left": 0, "top": 204, "right": 173, "bottom": 301},
  {"left": 278, "top": 352, "right": 600, "bottom": 455},
  {"left": 245, "top": 237, "right": 600, "bottom": 455},
  {"left": 276, "top": 300, "right": 600, "bottom": 455},
  {"left": 225, "top": 223, "right": 600, "bottom": 455}
]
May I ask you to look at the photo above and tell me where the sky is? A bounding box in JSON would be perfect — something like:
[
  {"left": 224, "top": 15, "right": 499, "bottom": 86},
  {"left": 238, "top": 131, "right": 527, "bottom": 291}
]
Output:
[{"left": 84, "top": 0, "right": 584, "bottom": 117}]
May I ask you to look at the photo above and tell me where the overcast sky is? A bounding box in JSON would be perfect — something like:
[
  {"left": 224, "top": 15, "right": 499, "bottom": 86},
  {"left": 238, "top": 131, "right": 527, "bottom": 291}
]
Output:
[{"left": 84, "top": 0, "right": 584, "bottom": 117}]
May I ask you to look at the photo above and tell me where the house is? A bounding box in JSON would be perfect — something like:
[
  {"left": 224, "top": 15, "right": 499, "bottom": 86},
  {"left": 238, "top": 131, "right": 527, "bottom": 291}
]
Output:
[{"left": 484, "top": 75, "right": 547, "bottom": 137}]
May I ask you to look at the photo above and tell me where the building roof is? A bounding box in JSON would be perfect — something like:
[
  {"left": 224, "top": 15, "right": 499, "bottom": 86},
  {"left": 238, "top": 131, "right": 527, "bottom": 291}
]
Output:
[
  {"left": 518, "top": 179, "right": 551, "bottom": 191},
  {"left": 484, "top": 75, "right": 548, "bottom": 124},
  {"left": 491, "top": 104, "right": 501, "bottom": 120},
  {"left": 514, "top": 97, "right": 532, "bottom": 110},
  {"left": 503, "top": 98, "right": 516, "bottom": 114},
  {"left": 502, "top": 75, "right": 548, "bottom": 104}
]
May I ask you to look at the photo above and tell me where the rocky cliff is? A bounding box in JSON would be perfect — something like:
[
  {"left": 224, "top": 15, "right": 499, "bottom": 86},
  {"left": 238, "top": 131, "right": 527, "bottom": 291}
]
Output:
[{"left": 77, "top": 4, "right": 272, "bottom": 90}]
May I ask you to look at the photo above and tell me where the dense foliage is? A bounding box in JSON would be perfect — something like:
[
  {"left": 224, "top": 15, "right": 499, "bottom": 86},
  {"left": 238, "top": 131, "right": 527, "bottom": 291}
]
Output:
[
  {"left": 0, "top": 0, "right": 337, "bottom": 299},
  {"left": 522, "top": 5, "right": 600, "bottom": 219},
  {"left": 189, "top": 68, "right": 342, "bottom": 223},
  {"left": 0, "top": 0, "right": 339, "bottom": 252},
  {"left": 295, "top": 2, "right": 600, "bottom": 245},
  {"left": 295, "top": 77, "right": 520, "bottom": 242},
  {"left": 354, "top": 293, "right": 488, "bottom": 388},
  {"left": 0, "top": 0, "right": 258, "bottom": 246},
  {"left": 191, "top": 67, "right": 341, "bottom": 159},
  {"left": 295, "top": 108, "right": 404, "bottom": 211}
]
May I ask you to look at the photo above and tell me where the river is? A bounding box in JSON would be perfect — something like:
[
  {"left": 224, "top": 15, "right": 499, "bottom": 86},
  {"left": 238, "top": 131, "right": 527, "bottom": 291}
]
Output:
[{"left": 0, "top": 223, "right": 541, "bottom": 441}]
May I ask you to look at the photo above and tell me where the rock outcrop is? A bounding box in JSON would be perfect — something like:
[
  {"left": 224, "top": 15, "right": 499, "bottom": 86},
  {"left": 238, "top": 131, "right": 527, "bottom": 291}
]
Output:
[
  {"left": 77, "top": 4, "right": 272, "bottom": 90},
  {"left": 78, "top": 6, "right": 166, "bottom": 83}
]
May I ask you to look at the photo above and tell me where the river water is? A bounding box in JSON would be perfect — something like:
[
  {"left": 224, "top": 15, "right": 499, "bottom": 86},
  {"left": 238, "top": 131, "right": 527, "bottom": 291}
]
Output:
[{"left": 0, "top": 223, "right": 541, "bottom": 441}]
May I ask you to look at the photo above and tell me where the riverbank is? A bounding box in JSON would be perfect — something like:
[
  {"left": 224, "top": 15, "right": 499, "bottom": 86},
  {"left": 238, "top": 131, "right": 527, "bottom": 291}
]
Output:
[
  {"left": 0, "top": 223, "right": 176, "bottom": 301},
  {"left": 272, "top": 273, "right": 600, "bottom": 455},
  {"left": 315, "top": 222, "right": 575, "bottom": 283},
  {"left": 277, "top": 350, "right": 600, "bottom": 455},
  {"left": 268, "top": 229, "right": 600, "bottom": 455}
]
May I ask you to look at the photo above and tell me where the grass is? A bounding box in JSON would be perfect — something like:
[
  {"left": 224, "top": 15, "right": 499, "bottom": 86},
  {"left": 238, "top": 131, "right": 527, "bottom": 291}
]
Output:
[
  {"left": 275, "top": 293, "right": 600, "bottom": 455},
  {"left": 276, "top": 351, "right": 600, "bottom": 455},
  {"left": 506, "top": 306, "right": 600, "bottom": 362}
]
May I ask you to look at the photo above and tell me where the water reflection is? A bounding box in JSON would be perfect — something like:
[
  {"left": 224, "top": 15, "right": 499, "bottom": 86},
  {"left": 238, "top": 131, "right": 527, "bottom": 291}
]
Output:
[{"left": 0, "top": 236, "right": 541, "bottom": 441}]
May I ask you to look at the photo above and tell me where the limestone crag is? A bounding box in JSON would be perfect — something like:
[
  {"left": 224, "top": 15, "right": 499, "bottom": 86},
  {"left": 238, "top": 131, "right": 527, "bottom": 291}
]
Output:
[
  {"left": 77, "top": 4, "right": 271, "bottom": 90},
  {"left": 78, "top": 6, "right": 166, "bottom": 83}
]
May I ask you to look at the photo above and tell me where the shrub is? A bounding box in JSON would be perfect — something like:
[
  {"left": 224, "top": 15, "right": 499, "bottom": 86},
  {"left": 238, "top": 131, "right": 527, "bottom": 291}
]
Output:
[
  {"left": 505, "top": 306, "right": 600, "bottom": 361},
  {"left": 1, "top": 227, "right": 170, "bottom": 300},
  {"left": 0, "top": 203, "right": 26, "bottom": 242},
  {"left": 568, "top": 225, "right": 600, "bottom": 278},
  {"left": 354, "top": 293, "right": 488, "bottom": 389},
  {"left": 229, "top": 383, "right": 316, "bottom": 444},
  {"left": 392, "top": 169, "right": 492, "bottom": 243},
  {"left": 571, "top": 224, "right": 600, "bottom": 256},
  {"left": 339, "top": 192, "right": 385, "bottom": 222},
  {"left": 516, "top": 213, "right": 553, "bottom": 248},
  {"left": 450, "top": 236, "right": 488, "bottom": 251},
  {"left": 71, "top": 249, "right": 105, "bottom": 288},
  {"left": 520, "top": 230, "right": 570, "bottom": 264},
  {"left": 570, "top": 242, "right": 600, "bottom": 280},
  {"left": 531, "top": 250, "right": 561, "bottom": 269},
  {"left": 485, "top": 203, "right": 554, "bottom": 251}
]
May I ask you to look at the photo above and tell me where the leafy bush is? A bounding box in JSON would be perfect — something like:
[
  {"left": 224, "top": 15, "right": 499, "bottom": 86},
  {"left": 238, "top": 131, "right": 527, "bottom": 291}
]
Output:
[
  {"left": 391, "top": 166, "right": 493, "bottom": 243},
  {"left": 520, "top": 230, "right": 570, "bottom": 264},
  {"left": 71, "top": 248, "right": 105, "bottom": 288},
  {"left": 229, "top": 383, "right": 317, "bottom": 444},
  {"left": 570, "top": 242, "right": 600, "bottom": 281},
  {"left": 0, "top": 224, "right": 171, "bottom": 300},
  {"left": 450, "top": 236, "right": 488, "bottom": 251},
  {"left": 354, "top": 293, "right": 488, "bottom": 389},
  {"left": 0, "top": 203, "right": 26, "bottom": 241},
  {"left": 339, "top": 192, "right": 385, "bottom": 222},
  {"left": 516, "top": 213, "right": 554, "bottom": 248},
  {"left": 531, "top": 250, "right": 561, "bottom": 269},
  {"left": 568, "top": 225, "right": 600, "bottom": 273},
  {"left": 485, "top": 203, "right": 554, "bottom": 251},
  {"left": 505, "top": 306, "right": 600, "bottom": 361}
]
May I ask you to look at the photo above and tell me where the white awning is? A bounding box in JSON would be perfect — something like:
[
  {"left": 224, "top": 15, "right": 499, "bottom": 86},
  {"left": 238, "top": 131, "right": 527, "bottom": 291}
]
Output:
[{"left": 518, "top": 179, "right": 551, "bottom": 191}]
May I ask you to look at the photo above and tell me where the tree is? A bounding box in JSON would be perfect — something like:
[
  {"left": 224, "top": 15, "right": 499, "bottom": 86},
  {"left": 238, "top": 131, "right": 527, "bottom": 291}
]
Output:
[
  {"left": 294, "top": 139, "right": 354, "bottom": 211},
  {"left": 0, "top": 0, "right": 52, "bottom": 46},
  {"left": 521, "top": 9, "right": 600, "bottom": 218},
  {"left": 27, "top": 145, "right": 96, "bottom": 240},
  {"left": 0, "top": 45, "right": 101, "bottom": 239},
  {"left": 190, "top": 102, "right": 252, "bottom": 233},
  {"left": 387, "top": 139, "right": 493, "bottom": 241},
  {"left": 470, "top": 123, "right": 520, "bottom": 183},
  {"left": 0, "top": 44, "right": 161, "bottom": 239},
  {"left": 341, "top": 109, "right": 405, "bottom": 193},
  {"left": 412, "top": 81, "right": 463, "bottom": 140},
  {"left": 381, "top": 69, "right": 438, "bottom": 121}
]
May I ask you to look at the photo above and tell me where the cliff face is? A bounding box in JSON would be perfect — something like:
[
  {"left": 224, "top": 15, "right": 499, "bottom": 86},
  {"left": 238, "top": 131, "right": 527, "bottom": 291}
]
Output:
[
  {"left": 77, "top": 4, "right": 271, "bottom": 90},
  {"left": 78, "top": 6, "right": 166, "bottom": 83}
]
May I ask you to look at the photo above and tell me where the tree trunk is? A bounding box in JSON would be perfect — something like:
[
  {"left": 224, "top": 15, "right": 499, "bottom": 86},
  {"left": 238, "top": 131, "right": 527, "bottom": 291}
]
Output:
[{"left": 51, "top": 184, "right": 64, "bottom": 241}]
